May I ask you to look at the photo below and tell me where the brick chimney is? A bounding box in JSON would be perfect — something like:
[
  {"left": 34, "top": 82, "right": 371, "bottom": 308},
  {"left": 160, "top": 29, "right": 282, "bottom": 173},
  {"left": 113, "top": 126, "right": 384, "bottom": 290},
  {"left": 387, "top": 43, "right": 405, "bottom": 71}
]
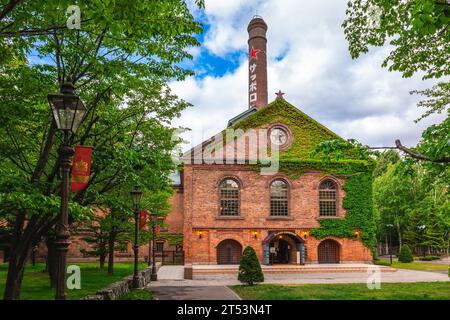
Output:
[{"left": 247, "top": 16, "right": 268, "bottom": 109}]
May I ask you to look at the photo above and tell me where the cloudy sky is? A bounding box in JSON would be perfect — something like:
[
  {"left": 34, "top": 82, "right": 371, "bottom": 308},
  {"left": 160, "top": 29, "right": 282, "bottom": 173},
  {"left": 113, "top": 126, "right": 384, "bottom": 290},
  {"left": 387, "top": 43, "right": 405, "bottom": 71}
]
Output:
[{"left": 170, "top": 0, "right": 444, "bottom": 151}]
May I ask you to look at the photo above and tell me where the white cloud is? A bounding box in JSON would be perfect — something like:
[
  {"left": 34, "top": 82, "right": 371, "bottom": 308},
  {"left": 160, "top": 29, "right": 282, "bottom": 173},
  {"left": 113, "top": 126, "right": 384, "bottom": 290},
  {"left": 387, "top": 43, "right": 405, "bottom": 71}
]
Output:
[{"left": 171, "top": 0, "right": 445, "bottom": 150}]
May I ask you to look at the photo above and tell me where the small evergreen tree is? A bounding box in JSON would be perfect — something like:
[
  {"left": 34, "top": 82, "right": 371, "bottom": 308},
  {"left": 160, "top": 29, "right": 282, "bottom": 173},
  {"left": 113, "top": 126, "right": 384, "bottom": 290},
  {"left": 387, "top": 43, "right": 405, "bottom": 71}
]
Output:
[
  {"left": 398, "top": 245, "right": 414, "bottom": 263},
  {"left": 238, "top": 246, "right": 264, "bottom": 285}
]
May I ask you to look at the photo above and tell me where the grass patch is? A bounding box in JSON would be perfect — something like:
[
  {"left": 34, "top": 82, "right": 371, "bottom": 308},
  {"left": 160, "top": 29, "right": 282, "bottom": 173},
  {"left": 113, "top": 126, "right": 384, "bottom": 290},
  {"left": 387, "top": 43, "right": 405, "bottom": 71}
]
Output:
[
  {"left": 118, "top": 289, "right": 153, "bottom": 300},
  {"left": 377, "top": 259, "right": 449, "bottom": 271},
  {"left": 0, "top": 262, "right": 147, "bottom": 300},
  {"left": 231, "top": 282, "right": 450, "bottom": 300}
]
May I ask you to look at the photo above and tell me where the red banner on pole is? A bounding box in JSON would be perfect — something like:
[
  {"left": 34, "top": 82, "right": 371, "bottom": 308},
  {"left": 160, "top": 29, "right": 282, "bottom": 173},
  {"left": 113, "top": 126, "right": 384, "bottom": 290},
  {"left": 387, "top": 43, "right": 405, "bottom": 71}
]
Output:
[
  {"left": 139, "top": 210, "right": 148, "bottom": 230},
  {"left": 155, "top": 224, "right": 161, "bottom": 236},
  {"left": 71, "top": 145, "right": 93, "bottom": 193}
]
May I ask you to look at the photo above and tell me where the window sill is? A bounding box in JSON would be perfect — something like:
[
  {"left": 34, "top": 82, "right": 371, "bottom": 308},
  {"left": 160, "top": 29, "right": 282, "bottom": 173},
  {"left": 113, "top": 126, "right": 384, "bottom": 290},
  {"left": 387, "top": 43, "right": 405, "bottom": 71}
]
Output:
[
  {"left": 215, "top": 216, "right": 245, "bottom": 220},
  {"left": 317, "top": 216, "right": 343, "bottom": 220},
  {"left": 266, "top": 216, "right": 294, "bottom": 221}
]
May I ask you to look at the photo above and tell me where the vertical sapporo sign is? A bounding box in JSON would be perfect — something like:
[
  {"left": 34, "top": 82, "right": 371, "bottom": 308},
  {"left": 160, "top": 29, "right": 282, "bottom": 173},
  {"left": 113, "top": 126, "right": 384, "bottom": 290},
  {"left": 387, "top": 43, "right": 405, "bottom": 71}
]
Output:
[{"left": 249, "top": 47, "right": 261, "bottom": 107}]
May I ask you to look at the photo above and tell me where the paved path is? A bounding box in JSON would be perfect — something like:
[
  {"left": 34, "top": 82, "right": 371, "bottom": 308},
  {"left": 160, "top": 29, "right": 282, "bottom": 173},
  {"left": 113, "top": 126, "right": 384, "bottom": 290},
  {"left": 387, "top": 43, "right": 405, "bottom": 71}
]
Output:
[
  {"left": 148, "top": 266, "right": 240, "bottom": 300},
  {"left": 157, "top": 266, "right": 185, "bottom": 280},
  {"left": 148, "top": 286, "right": 241, "bottom": 300},
  {"left": 146, "top": 265, "right": 449, "bottom": 300},
  {"left": 147, "top": 269, "right": 449, "bottom": 287}
]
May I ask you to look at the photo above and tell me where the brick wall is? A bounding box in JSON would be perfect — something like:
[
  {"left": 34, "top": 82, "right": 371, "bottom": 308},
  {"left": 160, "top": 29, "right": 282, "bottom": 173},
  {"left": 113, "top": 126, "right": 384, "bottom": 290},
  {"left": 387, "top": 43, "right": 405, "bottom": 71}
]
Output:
[{"left": 178, "top": 164, "right": 372, "bottom": 264}]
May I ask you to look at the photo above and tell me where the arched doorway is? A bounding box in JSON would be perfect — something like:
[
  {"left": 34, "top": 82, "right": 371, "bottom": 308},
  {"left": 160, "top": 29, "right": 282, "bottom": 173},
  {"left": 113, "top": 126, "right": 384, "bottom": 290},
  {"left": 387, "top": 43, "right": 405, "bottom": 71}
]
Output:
[
  {"left": 217, "top": 239, "right": 242, "bottom": 264},
  {"left": 262, "top": 231, "right": 305, "bottom": 265},
  {"left": 318, "top": 239, "right": 340, "bottom": 263}
]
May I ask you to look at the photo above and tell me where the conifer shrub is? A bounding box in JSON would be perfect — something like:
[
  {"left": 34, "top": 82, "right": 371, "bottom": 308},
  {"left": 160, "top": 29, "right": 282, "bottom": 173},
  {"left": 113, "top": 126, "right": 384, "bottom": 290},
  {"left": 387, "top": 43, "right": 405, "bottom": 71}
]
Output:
[
  {"left": 398, "top": 245, "right": 414, "bottom": 263},
  {"left": 238, "top": 246, "right": 264, "bottom": 285}
]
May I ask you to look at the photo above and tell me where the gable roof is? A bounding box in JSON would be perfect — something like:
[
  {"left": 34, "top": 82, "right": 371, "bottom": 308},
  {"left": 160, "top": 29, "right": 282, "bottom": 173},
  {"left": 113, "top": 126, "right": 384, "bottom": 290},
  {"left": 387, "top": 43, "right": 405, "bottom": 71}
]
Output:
[
  {"left": 227, "top": 107, "right": 259, "bottom": 127},
  {"left": 183, "top": 98, "right": 346, "bottom": 161}
]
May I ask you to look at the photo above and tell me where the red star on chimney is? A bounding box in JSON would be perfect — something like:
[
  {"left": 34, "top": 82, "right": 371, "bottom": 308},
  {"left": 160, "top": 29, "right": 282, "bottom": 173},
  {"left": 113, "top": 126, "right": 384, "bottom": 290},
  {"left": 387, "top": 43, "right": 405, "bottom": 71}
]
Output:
[
  {"left": 249, "top": 47, "right": 261, "bottom": 60},
  {"left": 275, "top": 90, "right": 285, "bottom": 99}
]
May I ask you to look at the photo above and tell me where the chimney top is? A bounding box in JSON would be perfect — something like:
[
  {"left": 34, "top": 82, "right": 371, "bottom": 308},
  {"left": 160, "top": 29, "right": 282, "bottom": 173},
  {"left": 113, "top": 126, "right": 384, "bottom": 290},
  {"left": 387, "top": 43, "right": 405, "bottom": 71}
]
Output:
[{"left": 247, "top": 15, "right": 268, "bottom": 32}]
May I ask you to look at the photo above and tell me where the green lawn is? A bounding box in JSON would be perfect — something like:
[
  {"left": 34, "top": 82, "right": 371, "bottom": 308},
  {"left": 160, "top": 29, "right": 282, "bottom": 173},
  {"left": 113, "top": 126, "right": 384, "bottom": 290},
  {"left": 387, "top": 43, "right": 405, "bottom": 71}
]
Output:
[
  {"left": 118, "top": 289, "right": 153, "bottom": 300},
  {"left": 0, "top": 262, "right": 147, "bottom": 300},
  {"left": 231, "top": 282, "right": 450, "bottom": 300},
  {"left": 375, "top": 259, "right": 449, "bottom": 271}
]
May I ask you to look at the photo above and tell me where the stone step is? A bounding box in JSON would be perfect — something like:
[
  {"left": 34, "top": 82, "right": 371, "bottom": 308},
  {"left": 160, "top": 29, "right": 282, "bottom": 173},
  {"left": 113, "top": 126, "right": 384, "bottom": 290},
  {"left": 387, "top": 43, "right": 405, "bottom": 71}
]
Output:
[{"left": 192, "top": 265, "right": 396, "bottom": 275}]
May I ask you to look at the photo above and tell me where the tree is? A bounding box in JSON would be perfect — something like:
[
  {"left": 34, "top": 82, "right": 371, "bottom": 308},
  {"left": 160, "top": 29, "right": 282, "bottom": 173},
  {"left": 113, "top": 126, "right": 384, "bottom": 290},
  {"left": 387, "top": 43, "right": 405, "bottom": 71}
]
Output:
[
  {"left": 342, "top": 0, "right": 450, "bottom": 162},
  {"left": 238, "top": 246, "right": 264, "bottom": 286},
  {"left": 373, "top": 149, "right": 401, "bottom": 178},
  {"left": 0, "top": 1, "right": 204, "bottom": 299},
  {"left": 343, "top": 0, "right": 450, "bottom": 80},
  {"left": 398, "top": 245, "right": 414, "bottom": 263}
]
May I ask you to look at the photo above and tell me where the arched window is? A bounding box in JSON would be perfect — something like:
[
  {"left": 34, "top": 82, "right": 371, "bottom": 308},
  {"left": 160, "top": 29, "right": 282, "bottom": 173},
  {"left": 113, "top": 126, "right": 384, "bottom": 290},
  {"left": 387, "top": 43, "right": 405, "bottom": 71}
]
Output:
[
  {"left": 270, "top": 179, "right": 288, "bottom": 216},
  {"left": 319, "top": 180, "right": 337, "bottom": 216},
  {"left": 219, "top": 179, "right": 240, "bottom": 216}
]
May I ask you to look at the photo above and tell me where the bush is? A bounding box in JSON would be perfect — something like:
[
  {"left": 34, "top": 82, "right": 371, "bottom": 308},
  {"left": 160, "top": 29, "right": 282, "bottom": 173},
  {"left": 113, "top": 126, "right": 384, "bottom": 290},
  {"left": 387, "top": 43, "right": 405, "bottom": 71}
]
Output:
[
  {"left": 419, "top": 255, "right": 441, "bottom": 261},
  {"left": 238, "top": 246, "right": 264, "bottom": 285},
  {"left": 398, "top": 245, "right": 414, "bottom": 263}
]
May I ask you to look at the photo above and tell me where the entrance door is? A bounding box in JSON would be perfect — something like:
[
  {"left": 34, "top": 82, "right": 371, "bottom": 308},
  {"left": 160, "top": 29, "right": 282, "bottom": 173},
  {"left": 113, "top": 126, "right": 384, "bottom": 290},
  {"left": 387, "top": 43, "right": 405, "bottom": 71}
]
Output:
[
  {"left": 217, "top": 240, "right": 242, "bottom": 264},
  {"left": 270, "top": 239, "right": 291, "bottom": 264},
  {"left": 318, "top": 240, "right": 340, "bottom": 263}
]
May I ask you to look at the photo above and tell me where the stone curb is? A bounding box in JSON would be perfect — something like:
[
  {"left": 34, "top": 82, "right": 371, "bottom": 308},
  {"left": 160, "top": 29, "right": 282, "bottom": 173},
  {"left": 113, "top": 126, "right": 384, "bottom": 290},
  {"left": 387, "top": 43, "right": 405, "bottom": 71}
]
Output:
[{"left": 81, "top": 263, "right": 160, "bottom": 300}]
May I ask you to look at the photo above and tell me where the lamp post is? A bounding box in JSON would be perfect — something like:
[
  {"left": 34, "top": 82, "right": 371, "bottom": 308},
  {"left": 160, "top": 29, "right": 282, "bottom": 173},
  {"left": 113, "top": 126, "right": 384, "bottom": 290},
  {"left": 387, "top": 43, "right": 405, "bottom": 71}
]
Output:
[
  {"left": 48, "top": 82, "right": 86, "bottom": 300},
  {"left": 130, "top": 186, "right": 143, "bottom": 288},
  {"left": 150, "top": 212, "right": 158, "bottom": 281},
  {"left": 418, "top": 225, "right": 426, "bottom": 257},
  {"left": 386, "top": 224, "right": 394, "bottom": 265}
]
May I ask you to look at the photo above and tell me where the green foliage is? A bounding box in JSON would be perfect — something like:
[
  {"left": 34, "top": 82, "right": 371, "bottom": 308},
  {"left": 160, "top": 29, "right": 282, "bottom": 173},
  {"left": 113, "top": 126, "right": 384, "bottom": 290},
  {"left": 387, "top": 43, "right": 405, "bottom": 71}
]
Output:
[
  {"left": 0, "top": 1, "right": 204, "bottom": 297},
  {"left": 238, "top": 246, "right": 264, "bottom": 286},
  {"left": 411, "top": 82, "right": 450, "bottom": 121},
  {"left": 343, "top": 0, "right": 450, "bottom": 80},
  {"left": 398, "top": 245, "right": 414, "bottom": 263},
  {"left": 373, "top": 150, "right": 400, "bottom": 178},
  {"left": 419, "top": 255, "right": 441, "bottom": 261},
  {"left": 310, "top": 171, "right": 377, "bottom": 255},
  {"left": 374, "top": 158, "right": 449, "bottom": 254}
]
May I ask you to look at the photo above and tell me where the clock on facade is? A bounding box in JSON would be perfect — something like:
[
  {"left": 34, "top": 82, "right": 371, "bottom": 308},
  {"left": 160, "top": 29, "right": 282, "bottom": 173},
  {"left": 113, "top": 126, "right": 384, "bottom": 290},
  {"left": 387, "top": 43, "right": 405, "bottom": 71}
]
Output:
[{"left": 270, "top": 127, "right": 288, "bottom": 146}]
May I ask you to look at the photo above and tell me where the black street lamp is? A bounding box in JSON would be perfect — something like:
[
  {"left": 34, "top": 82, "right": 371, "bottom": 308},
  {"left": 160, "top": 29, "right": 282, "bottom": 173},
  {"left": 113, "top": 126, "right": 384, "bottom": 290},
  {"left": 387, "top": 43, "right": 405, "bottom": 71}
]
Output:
[
  {"left": 386, "top": 224, "right": 394, "bottom": 265},
  {"left": 150, "top": 212, "right": 159, "bottom": 281},
  {"left": 48, "top": 82, "right": 86, "bottom": 300},
  {"left": 130, "top": 186, "right": 143, "bottom": 288}
]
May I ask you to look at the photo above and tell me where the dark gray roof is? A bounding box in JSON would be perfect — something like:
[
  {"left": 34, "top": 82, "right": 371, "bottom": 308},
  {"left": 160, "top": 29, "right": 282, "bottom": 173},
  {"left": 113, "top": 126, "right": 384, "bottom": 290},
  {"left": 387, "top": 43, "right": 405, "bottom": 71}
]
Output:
[{"left": 227, "top": 107, "right": 259, "bottom": 127}]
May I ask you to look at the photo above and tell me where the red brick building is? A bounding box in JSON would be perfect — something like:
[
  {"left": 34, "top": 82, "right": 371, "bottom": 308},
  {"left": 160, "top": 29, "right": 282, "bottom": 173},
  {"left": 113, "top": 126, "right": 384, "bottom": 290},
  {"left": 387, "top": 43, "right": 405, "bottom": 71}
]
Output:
[{"left": 164, "top": 16, "right": 374, "bottom": 266}]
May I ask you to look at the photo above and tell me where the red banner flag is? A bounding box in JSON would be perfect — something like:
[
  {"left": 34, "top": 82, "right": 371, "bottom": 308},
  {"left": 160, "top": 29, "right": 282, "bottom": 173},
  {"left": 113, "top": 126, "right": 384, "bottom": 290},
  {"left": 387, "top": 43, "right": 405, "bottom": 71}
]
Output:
[
  {"left": 155, "top": 224, "right": 161, "bottom": 236},
  {"left": 71, "top": 145, "right": 93, "bottom": 193},
  {"left": 139, "top": 210, "right": 148, "bottom": 230}
]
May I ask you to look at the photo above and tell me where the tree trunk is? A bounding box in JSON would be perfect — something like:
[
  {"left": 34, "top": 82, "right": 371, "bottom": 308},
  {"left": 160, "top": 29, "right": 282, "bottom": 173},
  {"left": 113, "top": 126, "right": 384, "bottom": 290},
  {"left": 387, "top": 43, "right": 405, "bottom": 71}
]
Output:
[
  {"left": 107, "top": 231, "right": 116, "bottom": 275},
  {"left": 385, "top": 234, "right": 389, "bottom": 256},
  {"left": 45, "top": 235, "right": 57, "bottom": 288},
  {"left": 99, "top": 253, "right": 106, "bottom": 269},
  {"left": 3, "top": 247, "right": 29, "bottom": 300},
  {"left": 396, "top": 222, "right": 402, "bottom": 252}
]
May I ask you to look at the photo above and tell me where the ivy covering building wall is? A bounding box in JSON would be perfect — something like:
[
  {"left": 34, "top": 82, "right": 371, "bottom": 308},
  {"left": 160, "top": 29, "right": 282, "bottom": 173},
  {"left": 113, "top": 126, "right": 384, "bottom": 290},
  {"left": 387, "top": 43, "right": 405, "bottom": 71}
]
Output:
[{"left": 229, "top": 98, "right": 377, "bottom": 255}]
